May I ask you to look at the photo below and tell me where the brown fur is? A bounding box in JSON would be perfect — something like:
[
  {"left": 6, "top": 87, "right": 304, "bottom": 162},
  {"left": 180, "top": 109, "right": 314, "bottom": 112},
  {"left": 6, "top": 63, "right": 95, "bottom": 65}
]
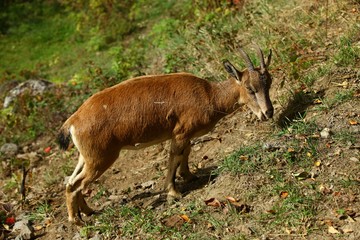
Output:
[{"left": 59, "top": 49, "right": 274, "bottom": 225}]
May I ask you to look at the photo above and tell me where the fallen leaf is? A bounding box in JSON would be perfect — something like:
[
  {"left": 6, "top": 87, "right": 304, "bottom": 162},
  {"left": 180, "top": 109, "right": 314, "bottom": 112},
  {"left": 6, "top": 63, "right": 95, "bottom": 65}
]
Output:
[
  {"left": 328, "top": 226, "right": 340, "bottom": 234},
  {"left": 313, "top": 99, "right": 322, "bottom": 104},
  {"left": 207, "top": 222, "right": 215, "bottom": 230},
  {"left": 34, "top": 225, "right": 43, "bottom": 231},
  {"left": 266, "top": 209, "right": 276, "bottom": 214},
  {"left": 319, "top": 184, "right": 332, "bottom": 194},
  {"left": 180, "top": 214, "right": 191, "bottom": 223},
  {"left": 314, "top": 160, "right": 321, "bottom": 167},
  {"left": 225, "top": 196, "right": 237, "bottom": 203},
  {"left": 280, "top": 191, "right": 289, "bottom": 199},
  {"left": 293, "top": 171, "right": 310, "bottom": 180},
  {"left": 287, "top": 147, "right": 295, "bottom": 153},
  {"left": 349, "top": 120, "right": 358, "bottom": 125},
  {"left": 204, "top": 198, "right": 223, "bottom": 208},
  {"left": 44, "top": 146, "right": 51, "bottom": 153},
  {"left": 44, "top": 218, "right": 52, "bottom": 226},
  {"left": 162, "top": 215, "right": 185, "bottom": 229},
  {"left": 5, "top": 216, "right": 15, "bottom": 225},
  {"left": 239, "top": 155, "right": 248, "bottom": 161},
  {"left": 333, "top": 191, "right": 341, "bottom": 197},
  {"left": 342, "top": 226, "right": 354, "bottom": 233},
  {"left": 323, "top": 219, "right": 334, "bottom": 226}
]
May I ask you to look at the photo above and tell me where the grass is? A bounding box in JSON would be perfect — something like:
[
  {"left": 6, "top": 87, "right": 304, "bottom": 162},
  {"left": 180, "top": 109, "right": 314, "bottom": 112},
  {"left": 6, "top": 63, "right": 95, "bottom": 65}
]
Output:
[
  {"left": 28, "top": 202, "right": 52, "bottom": 222},
  {"left": 0, "top": 0, "right": 359, "bottom": 239}
]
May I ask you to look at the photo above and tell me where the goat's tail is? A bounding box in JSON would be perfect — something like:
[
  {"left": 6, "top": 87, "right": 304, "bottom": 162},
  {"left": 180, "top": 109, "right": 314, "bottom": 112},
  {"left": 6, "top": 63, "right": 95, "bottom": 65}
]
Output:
[{"left": 58, "top": 124, "right": 71, "bottom": 150}]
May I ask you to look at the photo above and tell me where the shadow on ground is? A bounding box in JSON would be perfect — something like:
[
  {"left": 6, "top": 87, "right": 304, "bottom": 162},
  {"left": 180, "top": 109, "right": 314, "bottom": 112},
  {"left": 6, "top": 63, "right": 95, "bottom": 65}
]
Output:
[{"left": 276, "top": 90, "right": 325, "bottom": 127}]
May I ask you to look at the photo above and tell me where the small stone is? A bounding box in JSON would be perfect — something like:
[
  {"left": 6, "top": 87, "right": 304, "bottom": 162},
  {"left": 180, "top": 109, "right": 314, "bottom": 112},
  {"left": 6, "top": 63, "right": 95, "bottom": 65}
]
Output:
[
  {"left": 90, "top": 234, "right": 102, "bottom": 240},
  {"left": 16, "top": 152, "right": 39, "bottom": 162},
  {"left": 13, "top": 219, "right": 35, "bottom": 240},
  {"left": 108, "top": 195, "right": 121, "bottom": 201},
  {"left": 72, "top": 232, "right": 82, "bottom": 240},
  {"left": 0, "top": 143, "right": 19, "bottom": 156},
  {"left": 320, "top": 128, "right": 331, "bottom": 139},
  {"left": 141, "top": 180, "right": 155, "bottom": 189}
]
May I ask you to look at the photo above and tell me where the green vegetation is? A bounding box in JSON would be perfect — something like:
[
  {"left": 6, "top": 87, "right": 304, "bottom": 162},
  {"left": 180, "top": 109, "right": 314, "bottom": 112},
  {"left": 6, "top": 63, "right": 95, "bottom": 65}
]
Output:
[{"left": 0, "top": 0, "right": 359, "bottom": 239}]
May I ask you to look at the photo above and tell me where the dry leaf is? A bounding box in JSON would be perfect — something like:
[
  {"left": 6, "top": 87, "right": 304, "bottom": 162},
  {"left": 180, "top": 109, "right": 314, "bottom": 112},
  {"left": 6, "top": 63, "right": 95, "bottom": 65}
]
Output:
[
  {"left": 328, "top": 226, "right": 340, "bottom": 234},
  {"left": 204, "top": 198, "right": 223, "bottom": 208},
  {"left": 162, "top": 215, "right": 185, "bottom": 229},
  {"left": 313, "top": 99, "right": 322, "bottom": 104},
  {"left": 314, "top": 160, "right": 321, "bottom": 167},
  {"left": 319, "top": 184, "right": 332, "bottom": 195},
  {"left": 266, "top": 209, "right": 276, "bottom": 214},
  {"left": 342, "top": 226, "right": 354, "bottom": 233},
  {"left": 349, "top": 120, "right": 358, "bottom": 125},
  {"left": 34, "top": 225, "right": 43, "bottom": 231},
  {"left": 324, "top": 219, "right": 334, "bottom": 226},
  {"left": 180, "top": 214, "right": 191, "bottom": 223},
  {"left": 239, "top": 155, "right": 248, "bottom": 161},
  {"left": 280, "top": 191, "right": 289, "bottom": 199},
  {"left": 207, "top": 222, "right": 215, "bottom": 230},
  {"left": 44, "top": 218, "right": 52, "bottom": 226},
  {"left": 333, "top": 191, "right": 341, "bottom": 197},
  {"left": 293, "top": 171, "right": 310, "bottom": 180},
  {"left": 225, "top": 196, "right": 237, "bottom": 203},
  {"left": 287, "top": 147, "right": 295, "bottom": 153}
]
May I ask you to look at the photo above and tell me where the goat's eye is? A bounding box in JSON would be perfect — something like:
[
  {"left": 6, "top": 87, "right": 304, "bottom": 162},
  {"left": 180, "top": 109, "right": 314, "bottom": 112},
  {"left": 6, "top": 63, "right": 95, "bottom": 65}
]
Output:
[{"left": 247, "top": 88, "right": 256, "bottom": 95}]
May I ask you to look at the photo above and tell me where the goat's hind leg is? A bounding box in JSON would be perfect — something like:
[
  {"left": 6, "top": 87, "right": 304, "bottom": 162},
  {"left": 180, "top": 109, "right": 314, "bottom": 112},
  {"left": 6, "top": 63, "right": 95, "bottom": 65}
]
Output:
[{"left": 66, "top": 156, "right": 95, "bottom": 225}]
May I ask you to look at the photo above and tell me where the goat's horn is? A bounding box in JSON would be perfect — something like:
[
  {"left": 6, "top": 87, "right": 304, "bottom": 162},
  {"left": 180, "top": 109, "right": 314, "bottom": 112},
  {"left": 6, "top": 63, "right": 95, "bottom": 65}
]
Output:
[
  {"left": 254, "top": 43, "right": 266, "bottom": 71},
  {"left": 239, "top": 48, "right": 254, "bottom": 71}
]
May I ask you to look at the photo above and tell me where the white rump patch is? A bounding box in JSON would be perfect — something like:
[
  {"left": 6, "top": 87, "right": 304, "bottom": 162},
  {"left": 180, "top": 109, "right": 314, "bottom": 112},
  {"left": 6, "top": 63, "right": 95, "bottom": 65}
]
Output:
[{"left": 70, "top": 125, "right": 80, "bottom": 150}]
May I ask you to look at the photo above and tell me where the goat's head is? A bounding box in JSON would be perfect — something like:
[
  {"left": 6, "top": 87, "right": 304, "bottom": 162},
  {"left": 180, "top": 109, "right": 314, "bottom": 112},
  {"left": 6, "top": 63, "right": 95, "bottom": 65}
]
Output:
[{"left": 223, "top": 45, "right": 273, "bottom": 121}]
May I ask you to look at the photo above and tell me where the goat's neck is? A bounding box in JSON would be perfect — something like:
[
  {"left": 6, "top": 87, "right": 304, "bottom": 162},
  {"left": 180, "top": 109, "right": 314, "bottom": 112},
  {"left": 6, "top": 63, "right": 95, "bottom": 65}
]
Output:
[{"left": 211, "top": 78, "right": 242, "bottom": 115}]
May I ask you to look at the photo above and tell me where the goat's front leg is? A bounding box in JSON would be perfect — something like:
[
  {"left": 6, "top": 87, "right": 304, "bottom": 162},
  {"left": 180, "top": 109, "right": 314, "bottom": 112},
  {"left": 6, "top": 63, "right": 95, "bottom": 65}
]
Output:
[
  {"left": 165, "top": 137, "right": 190, "bottom": 201},
  {"left": 177, "top": 143, "right": 197, "bottom": 182}
]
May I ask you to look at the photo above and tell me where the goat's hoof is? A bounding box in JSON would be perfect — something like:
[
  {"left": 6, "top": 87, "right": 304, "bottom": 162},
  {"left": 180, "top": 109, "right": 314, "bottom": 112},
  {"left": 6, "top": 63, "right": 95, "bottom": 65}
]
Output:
[
  {"left": 81, "top": 208, "right": 95, "bottom": 216},
  {"left": 167, "top": 191, "right": 182, "bottom": 204},
  {"left": 69, "top": 217, "right": 84, "bottom": 226}
]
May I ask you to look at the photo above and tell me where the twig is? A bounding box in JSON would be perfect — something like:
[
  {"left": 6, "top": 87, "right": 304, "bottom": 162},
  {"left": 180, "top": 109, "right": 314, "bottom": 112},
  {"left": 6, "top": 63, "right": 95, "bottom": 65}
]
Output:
[{"left": 20, "top": 165, "right": 29, "bottom": 202}]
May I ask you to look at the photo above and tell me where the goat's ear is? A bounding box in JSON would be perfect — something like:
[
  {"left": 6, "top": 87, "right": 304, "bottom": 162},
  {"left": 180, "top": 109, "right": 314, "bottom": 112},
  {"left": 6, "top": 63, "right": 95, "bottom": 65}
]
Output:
[
  {"left": 223, "top": 60, "right": 241, "bottom": 82},
  {"left": 266, "top": 49, "right": 272, "bottom": 68}
]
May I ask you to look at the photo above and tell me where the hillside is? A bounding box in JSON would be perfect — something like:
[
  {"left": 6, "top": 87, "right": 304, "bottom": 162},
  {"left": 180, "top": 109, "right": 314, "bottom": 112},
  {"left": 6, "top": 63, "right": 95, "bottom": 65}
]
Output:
[{"left": 0, "top": 0, "right": 359, "bottom": 239}]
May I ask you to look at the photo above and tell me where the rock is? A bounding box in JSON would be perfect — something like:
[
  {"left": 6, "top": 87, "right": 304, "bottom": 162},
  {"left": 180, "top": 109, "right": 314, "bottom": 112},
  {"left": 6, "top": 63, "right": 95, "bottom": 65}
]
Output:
[
  {"left": 108, "top": 195, "right": 123, "bottom": 202},
  {"left": 89, "top": 234, "right": 102, "bottom": 240},
  {"left": 72, "top": 232, "right": 82, "bottom": 240},
  {"left": 0, "top": 79, "right": 20, "bottom": 98},
  {"left": 0, "top": 143, "right": 19, "bottom": 157},
  {"left": 13, "top": 219, "right": 35, "bottom": 240},
  {"left": 16, "top": 152, "right": 39, "bottom": 162},
  {"left": 262, "top": 142, "right": 281, "bottom": 152},
  {"left": 141, "top": 180, "right": 155, "bottom": 189},
  {"left": 320, "top": 128, "right": 331, "bottom": 139},
  {"left": 3, "top": 79, "right": 53, "bottom": 108}
]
